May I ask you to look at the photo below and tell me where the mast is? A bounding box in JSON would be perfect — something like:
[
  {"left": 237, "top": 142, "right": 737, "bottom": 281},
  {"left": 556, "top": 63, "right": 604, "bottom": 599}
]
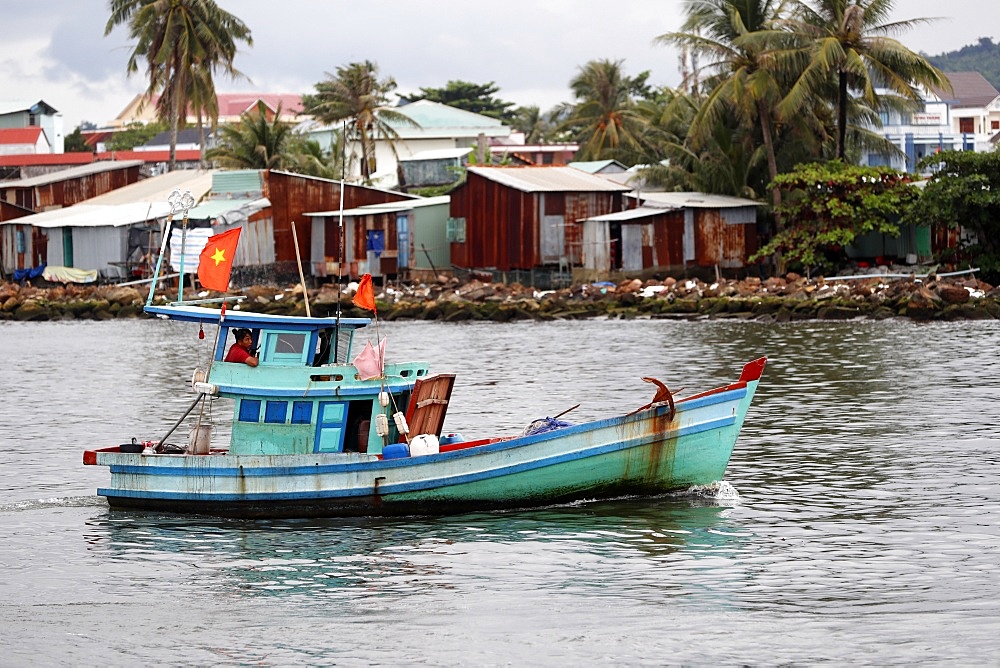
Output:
[{"left": 333, "top": 121, "right": 347, "bottom": 362}]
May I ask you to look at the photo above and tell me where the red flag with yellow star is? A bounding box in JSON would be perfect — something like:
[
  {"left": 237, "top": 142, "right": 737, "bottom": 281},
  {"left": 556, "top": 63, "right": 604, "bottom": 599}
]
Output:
[{"left": 197, "top": 227, "right": 242, "bottom": 292}]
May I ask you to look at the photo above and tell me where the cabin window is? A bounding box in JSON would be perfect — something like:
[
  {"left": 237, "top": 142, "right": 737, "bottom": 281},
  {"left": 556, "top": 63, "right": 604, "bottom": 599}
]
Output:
[
  {"left": 261, "top": 330, "right": 309, "bottom": 365},
  {"left": 239, "top": 399, "right": 261, "bottom": 422},
  {"left": 291, "top": 401, "right": 313, "bottom": 424},
  {"left": 264, "top": 401, "right": 288, "bottom": 424}
]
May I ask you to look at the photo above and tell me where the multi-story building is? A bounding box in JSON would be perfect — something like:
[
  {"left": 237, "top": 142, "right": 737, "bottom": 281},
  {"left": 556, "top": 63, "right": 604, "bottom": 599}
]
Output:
[{"left": 864, "top": 71, "right": 1000, "bottom": 173}]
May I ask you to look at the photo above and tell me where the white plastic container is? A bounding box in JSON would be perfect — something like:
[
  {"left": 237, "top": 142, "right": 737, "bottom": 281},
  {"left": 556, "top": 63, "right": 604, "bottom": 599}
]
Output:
[{"left": 408, "top": 434, "right": 440, "bottom": 457}]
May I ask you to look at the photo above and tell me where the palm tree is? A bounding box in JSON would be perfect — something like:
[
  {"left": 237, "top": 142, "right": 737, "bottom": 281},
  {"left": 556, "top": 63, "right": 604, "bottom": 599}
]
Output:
[
  {"left": 781, "top": 0, "right": 949, "bottom": 160},
  {"left": 303, "top": 61, "right": 416, "bottom": 183},
  {"left": 105, "top": 0, "right": 252, "bottom": 171},
  {"left": 657, "top": 0, "right": 795, "bottom": 208},
  {"left": 638, "top": 88, "right": 759, "bottom": 197},
  {"left": 284, "top": 133, "right": 346, "bottom": 180},
  {"left": 159, "top": 65, "right": 218, "bottom": 168},
  {"left": 560, "top": 59, "right": 649, "bottom": 162},
  {"left": 206, "top": 101, "right": 292, "bottom": 170},
  {"left": 511, "top": 105, "right": 551, "bottom": 144}
]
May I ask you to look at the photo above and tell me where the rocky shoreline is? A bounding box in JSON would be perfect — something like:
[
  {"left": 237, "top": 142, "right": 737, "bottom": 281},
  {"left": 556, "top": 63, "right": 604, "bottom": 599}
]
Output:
[{"left": 2, "top": 272, "right": 999, "bottom": 323}]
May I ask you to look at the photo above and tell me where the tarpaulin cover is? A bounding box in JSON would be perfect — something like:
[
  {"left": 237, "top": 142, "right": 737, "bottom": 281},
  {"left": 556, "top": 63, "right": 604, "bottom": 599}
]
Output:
[
  {"left": 13, "top": 265, "right": 45, "bottom": 281},
  {"left": 42, "top": 265, "right": 97, "bottom": 283},
  {"left": 519, "top": 417, "right": 574, "bottom": 437},
  {"left": 366, "top": 230, "right": 385, "bottom": 257}
]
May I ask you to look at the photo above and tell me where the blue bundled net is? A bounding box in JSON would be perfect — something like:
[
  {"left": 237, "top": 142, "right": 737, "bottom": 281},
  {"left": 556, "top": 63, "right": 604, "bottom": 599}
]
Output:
[{"left": 519, "top": 416, "right": 574, "bottom": 437}]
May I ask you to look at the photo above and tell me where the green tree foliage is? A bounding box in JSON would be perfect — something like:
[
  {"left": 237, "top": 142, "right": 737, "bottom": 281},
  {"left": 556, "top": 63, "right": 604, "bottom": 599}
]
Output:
[
  {"left": 907, "top": 150, "right": 1000, "bottom": 280},
  {"left": 407, "top": 80, "right": 516, "bottom": 123},
  {"left": 753, "top": 160, "right": 920, "bottom": 272},
  {"left": 509, "top": 105, "right": 563, "bottom": 144},
  {"left": 283, "top": 134, "right": 345, "bottom": 180},
  {"left": 105, "top": 0, "right": 252, "bottom": 171},
  {"left": 64, "top": 127, "right": 93, "bottom": 153},
  {"left": 206, "top": 101, "right": 291, "bottom": 170},
  {"left": 104, "top": 121, "right": 168, "bottom": 151},
  {"left": 928, "top": 38, "right": 1000, "bottom": 91},
  {"left": 560, "top": 58, "right": 651, "bottom": 162},
  {"left": 657, "top": 0, "right": 792, "bottom": 211},
  {"left": 781, "top": 0, "right": 949, "bottom": 160},
  {"left": 303, "top": 61, "right": 417, "bottom": 182}
]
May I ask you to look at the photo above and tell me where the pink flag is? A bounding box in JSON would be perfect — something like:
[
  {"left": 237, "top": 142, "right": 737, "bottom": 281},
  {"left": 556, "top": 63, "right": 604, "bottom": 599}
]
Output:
[{"left": 352, "top": 336, "right": 386, "bottom": 380}]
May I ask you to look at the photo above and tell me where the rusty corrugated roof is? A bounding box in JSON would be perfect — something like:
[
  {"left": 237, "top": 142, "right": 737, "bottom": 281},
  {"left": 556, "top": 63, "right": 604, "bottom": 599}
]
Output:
[
  {"left": 0, "top": 160, "right": 144, "bottom": 188},
  {"left": 467, "top": 166, "right": 631, "bottom": 193}
]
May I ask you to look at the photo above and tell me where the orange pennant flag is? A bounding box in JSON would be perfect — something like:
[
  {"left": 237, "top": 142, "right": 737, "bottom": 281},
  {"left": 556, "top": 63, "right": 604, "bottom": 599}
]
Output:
[
  {"left": 353, "top": 273, "right": 376, "bottom": 312},
  {"left": 198, "top": 227, "right": 242, "bottom": 292}
]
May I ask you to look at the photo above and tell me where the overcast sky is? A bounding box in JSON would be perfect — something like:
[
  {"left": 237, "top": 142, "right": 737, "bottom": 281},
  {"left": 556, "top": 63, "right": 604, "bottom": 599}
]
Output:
[{"left": 3, "top": 1, "right": 997, "bottom": 130}]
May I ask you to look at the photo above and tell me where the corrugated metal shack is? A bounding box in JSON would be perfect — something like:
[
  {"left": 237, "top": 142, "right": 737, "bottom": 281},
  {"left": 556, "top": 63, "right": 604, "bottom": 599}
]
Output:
[
  {"left": 305, "top": 196, "right": 450, "bottom": 280},
  {"left": 0, "top": 170, "right": 213, "bottom": 278},
  {"left": 264, "top": 171, "right": 417, "bottom": 277},
  {"left": 578, "top": 192, "right": 760, "bottom": 279},
  {"left": 0, "top": 161, "right": 143, "bottom": 211},
  {"left": 579, "top": 207, "right": 685, "bottom": 275},
  {"left": 448, "top": 166, "right": 631, "bottom": 283}
]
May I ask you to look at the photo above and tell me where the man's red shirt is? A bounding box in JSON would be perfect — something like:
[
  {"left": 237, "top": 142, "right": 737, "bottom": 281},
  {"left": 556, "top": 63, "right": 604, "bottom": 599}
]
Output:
[{"left": 225, "top": 344, "right": 251, "bottom": 364}]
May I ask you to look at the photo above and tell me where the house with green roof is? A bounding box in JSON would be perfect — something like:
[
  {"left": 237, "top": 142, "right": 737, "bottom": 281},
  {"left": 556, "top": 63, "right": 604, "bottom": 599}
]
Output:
[{"left": 301, "top": 100, "right": 512, "bottom": 189}]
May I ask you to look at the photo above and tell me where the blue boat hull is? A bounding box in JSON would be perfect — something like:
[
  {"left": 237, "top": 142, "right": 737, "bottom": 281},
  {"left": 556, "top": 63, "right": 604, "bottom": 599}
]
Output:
[{"left": 94, "top": 372, "right": 762, "bottom": 518}]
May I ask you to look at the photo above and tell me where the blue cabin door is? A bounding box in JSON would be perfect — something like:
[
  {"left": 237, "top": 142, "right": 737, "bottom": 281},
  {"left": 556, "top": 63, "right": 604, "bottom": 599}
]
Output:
[
  {"left": 396, "top": 213, "right": 409, "bottom": 270},
  {"left": 314, "top": 401, "right": 346, "bottom": 453}
]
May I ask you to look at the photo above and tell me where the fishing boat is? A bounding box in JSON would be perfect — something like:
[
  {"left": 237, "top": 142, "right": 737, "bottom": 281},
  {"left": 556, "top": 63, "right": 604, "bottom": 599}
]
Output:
[
  {"left": 83, "top": 190, "right": 766, "bottom": 518},
  {"left": 83, "top": 299, "right": 765, "bottom": 517}
]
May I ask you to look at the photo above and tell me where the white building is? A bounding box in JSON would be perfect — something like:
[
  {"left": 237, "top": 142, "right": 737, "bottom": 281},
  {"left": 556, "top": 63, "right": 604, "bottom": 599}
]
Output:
[
  {"left": 864, "top": 72, "right": 1000, "bottom": 173},
  {"left": 301, "top": 99, "right": 512, "bottom": 189},
  {"left": 0, "top": 100, "right": 63, "bottom": 153}
]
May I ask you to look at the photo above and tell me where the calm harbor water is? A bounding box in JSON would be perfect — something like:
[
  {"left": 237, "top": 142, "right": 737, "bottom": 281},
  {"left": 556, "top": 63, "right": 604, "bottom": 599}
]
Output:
[{"left": 1, "top": 315, "right": 998, "bottom": 665}]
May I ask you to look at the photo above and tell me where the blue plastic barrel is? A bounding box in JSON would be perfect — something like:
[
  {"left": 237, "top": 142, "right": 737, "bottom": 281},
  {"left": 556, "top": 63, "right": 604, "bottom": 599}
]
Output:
[{"left": 381, "top": 443, "right": 410, "bottom": 459}]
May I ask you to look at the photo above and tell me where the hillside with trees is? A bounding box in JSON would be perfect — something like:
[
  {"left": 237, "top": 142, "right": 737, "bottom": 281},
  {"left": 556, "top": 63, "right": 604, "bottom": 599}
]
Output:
[{"left": 927, "top": 38, "right": 1000, "bottom": 90}]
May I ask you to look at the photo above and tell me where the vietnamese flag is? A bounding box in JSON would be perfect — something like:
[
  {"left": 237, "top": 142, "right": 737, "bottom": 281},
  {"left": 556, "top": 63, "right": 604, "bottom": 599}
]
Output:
[
  {"left": 198, "top": 227, "right": 241, "bottom": 292},
  {"left": 353, "top": 273, "right": 377, "bottom": 312}
]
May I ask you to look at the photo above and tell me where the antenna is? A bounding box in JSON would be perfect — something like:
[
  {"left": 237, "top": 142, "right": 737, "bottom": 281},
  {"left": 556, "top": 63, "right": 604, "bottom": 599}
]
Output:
[{"left": 146, "top": 188, "right": 193, "bottom": 307}]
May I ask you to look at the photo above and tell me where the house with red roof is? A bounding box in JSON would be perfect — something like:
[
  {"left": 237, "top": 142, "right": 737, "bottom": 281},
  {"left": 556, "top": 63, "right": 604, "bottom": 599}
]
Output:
[
  {"left": 0, "top": 100, "right": 64, "bottom": 155},
  {"left": 0, "top": 127, "right": 50, "bottom": 156}
]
